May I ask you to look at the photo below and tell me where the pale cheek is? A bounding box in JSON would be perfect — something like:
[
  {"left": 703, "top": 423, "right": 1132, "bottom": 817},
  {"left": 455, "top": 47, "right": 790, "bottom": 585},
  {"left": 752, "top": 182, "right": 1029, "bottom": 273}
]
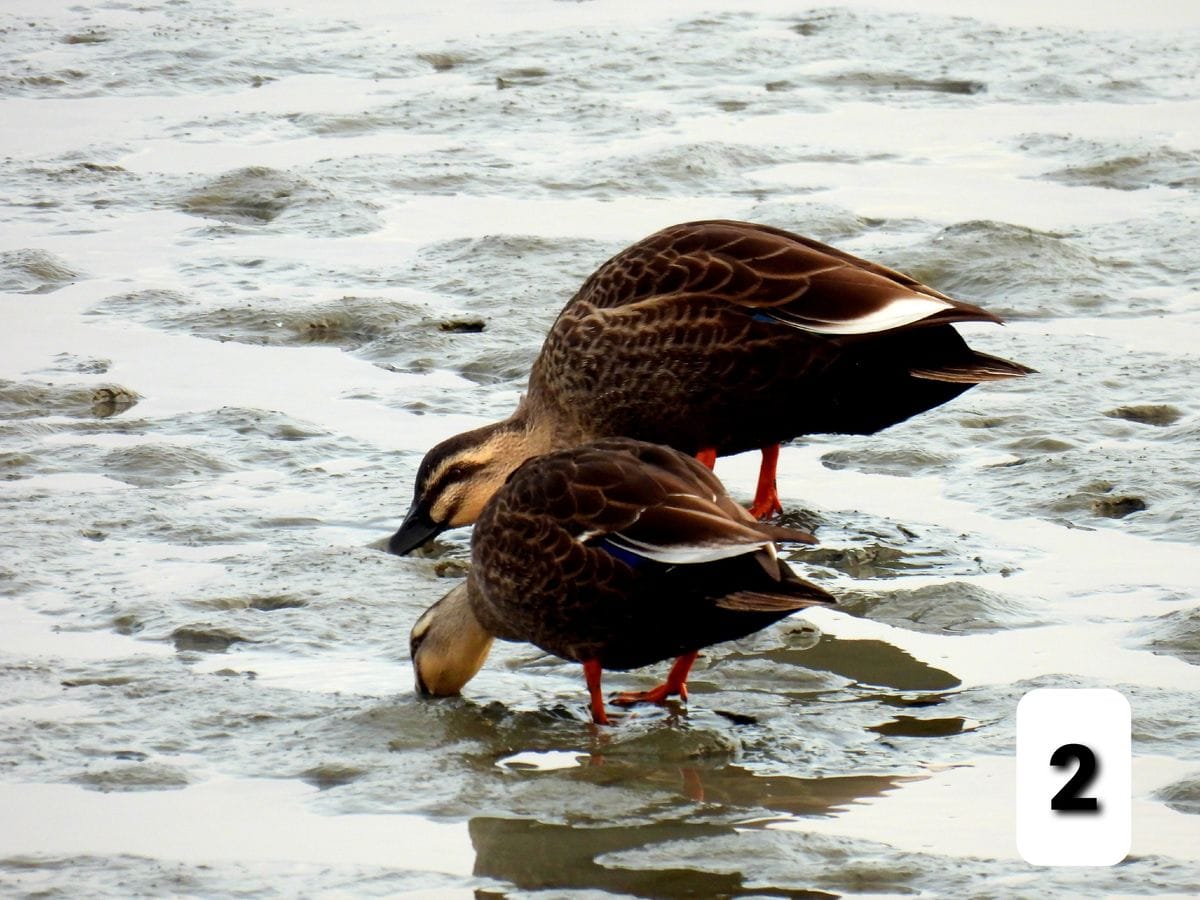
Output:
[
  {"left": 448, "top": 486, "right": 494, "bottom": 527},
  {"left": 429, "top": 492, "right": 459, "bottom": 526},
  {"left": 451, "top": 503, "right": 480, "bottom": 527}
]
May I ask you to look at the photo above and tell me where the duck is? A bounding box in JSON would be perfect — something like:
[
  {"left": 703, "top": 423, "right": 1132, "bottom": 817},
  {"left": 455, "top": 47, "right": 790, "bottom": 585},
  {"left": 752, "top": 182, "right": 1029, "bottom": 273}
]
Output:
[
  {"left": 389, "top": 219, "right": 1033, "bottom": 555},
  {"left": 408, "top": 438, "right": 836, "bottom": 725}
]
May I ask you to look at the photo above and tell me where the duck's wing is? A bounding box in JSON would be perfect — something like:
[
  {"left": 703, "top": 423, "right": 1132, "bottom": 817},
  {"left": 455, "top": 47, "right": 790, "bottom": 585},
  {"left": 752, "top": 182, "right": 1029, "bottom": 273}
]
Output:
[
  {"left": 564, "top": 439, "right": 816, "bottom": 566},
  {"left": 575, "top": 441, "right": 835, "bottom": 610},
  {"left": 570, "top": 219, "right": 1002, "bottom": 336}
]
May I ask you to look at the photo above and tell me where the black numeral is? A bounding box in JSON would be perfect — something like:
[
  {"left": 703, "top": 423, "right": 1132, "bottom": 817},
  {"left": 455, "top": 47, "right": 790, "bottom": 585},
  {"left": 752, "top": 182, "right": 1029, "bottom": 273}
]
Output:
[{"left": 1050, "top": 743, "right": 1100, "bottom": 813}]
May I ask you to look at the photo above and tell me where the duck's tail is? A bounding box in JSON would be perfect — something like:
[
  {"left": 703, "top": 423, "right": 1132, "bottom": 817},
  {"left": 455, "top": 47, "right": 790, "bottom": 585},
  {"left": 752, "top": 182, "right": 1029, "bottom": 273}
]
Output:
[
  {"left": 715, "top": 563, "right": 837, "bottom": 613},
  {"left": 910, "top": 349, "right": 1036, "bottom": 384}
]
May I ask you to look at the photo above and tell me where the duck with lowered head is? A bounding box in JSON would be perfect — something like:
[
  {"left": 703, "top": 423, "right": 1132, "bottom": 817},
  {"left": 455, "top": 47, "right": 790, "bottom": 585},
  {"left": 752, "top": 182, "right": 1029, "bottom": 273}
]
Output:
[
  {"left": 389, "top": 219, "right": 1033, "bottom": 555},
  {"left": 408, "top": 438, "right": 836, "bottom": 724}
]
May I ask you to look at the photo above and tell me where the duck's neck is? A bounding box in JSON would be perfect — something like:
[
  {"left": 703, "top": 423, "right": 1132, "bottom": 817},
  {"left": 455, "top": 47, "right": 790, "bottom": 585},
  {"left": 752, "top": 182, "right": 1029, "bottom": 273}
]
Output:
[
  {"left": 517, "top": 384, "right": 590, "bottom": 452},
  {"left": 461, "top": 400, "right": 560, "bottom": 501}
]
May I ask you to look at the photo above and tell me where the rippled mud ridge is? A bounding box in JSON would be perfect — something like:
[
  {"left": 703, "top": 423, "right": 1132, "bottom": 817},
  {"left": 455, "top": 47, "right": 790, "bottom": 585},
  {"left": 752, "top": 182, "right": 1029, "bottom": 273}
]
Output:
[{"left": 2, "top": 0, "right": 1199, "bottom": 896}]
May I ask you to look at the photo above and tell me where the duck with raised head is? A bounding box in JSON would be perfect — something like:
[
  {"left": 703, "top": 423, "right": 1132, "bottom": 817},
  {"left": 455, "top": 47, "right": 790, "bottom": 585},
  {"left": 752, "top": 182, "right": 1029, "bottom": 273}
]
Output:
[
  {"left": 408, "top": 438, "right": 836, "bottom": 725},
  {"left": 389, "top": 219, "right": 1033, "bottom": 555}
]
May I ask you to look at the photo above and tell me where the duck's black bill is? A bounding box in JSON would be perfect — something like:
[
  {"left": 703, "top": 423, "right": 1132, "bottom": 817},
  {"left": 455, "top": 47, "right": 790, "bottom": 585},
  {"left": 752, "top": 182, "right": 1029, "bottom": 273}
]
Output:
[{"left": 388, "top": 507, "right": 443, "bottom": 556}]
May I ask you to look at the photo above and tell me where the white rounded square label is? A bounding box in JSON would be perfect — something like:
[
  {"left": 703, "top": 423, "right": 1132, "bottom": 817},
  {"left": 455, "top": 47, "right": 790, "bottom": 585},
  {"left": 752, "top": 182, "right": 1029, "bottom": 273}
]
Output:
[{"left": 1016, "top": 688, "right": 1131, "bottom": 866}]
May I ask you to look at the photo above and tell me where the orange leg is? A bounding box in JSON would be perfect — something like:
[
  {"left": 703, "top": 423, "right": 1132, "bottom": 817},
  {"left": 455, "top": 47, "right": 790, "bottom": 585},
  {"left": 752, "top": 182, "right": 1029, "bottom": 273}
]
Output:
[
  {"left": 748, "top": 443, "right": 783, "bottom": 520},
  {"left": 695, "top": 447, "right": 717, "bottom": 470},
  {"left": 612, "top": 650, "right": 698, "bottom": 707},
  {"left": 583, "top": 658, "right": 610, "bottom": 726}
]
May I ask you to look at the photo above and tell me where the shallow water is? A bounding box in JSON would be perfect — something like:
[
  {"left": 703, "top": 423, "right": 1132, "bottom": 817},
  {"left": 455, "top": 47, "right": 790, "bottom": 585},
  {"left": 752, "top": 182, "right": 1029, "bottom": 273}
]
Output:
[{"left": 2, "top": 0, "right": 1198, "bottom": 896}]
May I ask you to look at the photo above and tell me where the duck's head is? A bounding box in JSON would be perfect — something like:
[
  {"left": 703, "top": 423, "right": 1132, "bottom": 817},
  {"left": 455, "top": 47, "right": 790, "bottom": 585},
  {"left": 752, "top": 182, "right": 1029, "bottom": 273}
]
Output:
[
  {"left": 388, "top": 420, "right": 532, "bottom": 555},
  {"left": 409, "top": 581, "right": 493, "bottom": 696}
]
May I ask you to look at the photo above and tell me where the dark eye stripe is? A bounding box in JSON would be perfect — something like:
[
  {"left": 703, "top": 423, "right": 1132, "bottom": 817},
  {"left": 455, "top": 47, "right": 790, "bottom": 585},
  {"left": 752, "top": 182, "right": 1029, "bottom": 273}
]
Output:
[{"left": 427, "top": 460, "right": 486, "bottom": 499}]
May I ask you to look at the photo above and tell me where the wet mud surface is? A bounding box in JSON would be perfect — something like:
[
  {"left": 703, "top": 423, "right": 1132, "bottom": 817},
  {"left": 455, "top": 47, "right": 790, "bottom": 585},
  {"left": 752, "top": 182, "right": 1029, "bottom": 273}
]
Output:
[{"left": 2, "top": 0, "right": 1198, "bottom": 896}]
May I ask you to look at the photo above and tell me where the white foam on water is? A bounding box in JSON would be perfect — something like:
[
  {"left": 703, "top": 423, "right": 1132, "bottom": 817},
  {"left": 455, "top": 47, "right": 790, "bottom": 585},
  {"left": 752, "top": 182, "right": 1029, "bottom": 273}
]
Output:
[
  {"left": 219, "top": 0, "right": 1200, "bottom": 34},
  {"left": 763, "top": 755, "right": 1200, "bottom": 864},
  {"left": 192, "top": 645, "right": 409, "bottom": 696},
  {"left": 0, "top": 287, "right": 469, "bottom": 452},
  {"left": 496, "top": 750, "right": 589, "bottom": 772},
  {"left": 0, "top": 596, "right": 173, "bottom": 663},
  {"left": 0, "top": 778, "right": 475, "bottom": 875}
]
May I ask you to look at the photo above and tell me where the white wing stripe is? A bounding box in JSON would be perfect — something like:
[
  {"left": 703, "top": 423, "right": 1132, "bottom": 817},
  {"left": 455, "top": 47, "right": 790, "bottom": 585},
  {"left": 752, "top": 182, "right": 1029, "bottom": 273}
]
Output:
[
  {"left": 605, "top": 532, "right": 771, "bottom": 565},
  {"left": 771, "top": 296, "right": 954, "bottom": 335}
]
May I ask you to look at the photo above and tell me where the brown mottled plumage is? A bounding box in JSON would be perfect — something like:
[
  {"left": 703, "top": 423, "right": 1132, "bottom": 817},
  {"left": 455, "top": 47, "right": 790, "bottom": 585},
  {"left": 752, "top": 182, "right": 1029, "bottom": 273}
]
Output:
[
  {"left": 409, "top": 438, "right": 836, "bottom": 724},
  {"left": 389, "top": 219, "right": 1033, "bottom": 554}
]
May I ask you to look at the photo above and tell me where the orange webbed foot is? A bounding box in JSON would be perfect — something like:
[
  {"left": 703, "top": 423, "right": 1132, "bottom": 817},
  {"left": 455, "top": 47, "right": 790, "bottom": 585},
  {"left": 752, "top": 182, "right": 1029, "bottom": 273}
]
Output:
[
  {"left": 609, "top": 651, "right": 698, "bottom": 709},
  {"left": 747, "top": 490, "right": 783, "bottom": 521},
  {"left": 610, "top": 681, "right": 688, "bottom": 707}
]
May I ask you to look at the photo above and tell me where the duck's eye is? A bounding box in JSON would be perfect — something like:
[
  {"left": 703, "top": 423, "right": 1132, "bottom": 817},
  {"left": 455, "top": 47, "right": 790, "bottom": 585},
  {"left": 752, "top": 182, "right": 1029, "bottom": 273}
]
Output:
[{"left": 442, "top": 461, "right": 485, "bottom": 484}]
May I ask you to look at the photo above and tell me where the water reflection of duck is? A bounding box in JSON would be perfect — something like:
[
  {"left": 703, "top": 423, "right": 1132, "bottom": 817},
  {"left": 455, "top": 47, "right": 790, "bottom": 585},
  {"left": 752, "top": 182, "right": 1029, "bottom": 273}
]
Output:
[
  {"left": 467, "top": 766, "right": 917, "bottom": 895},
  {"left": 389, "top": 219, "right": 1033, "bottom": 555},
  {"left": 409, "top": 438, "right": 836, "bottom": 724}
]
